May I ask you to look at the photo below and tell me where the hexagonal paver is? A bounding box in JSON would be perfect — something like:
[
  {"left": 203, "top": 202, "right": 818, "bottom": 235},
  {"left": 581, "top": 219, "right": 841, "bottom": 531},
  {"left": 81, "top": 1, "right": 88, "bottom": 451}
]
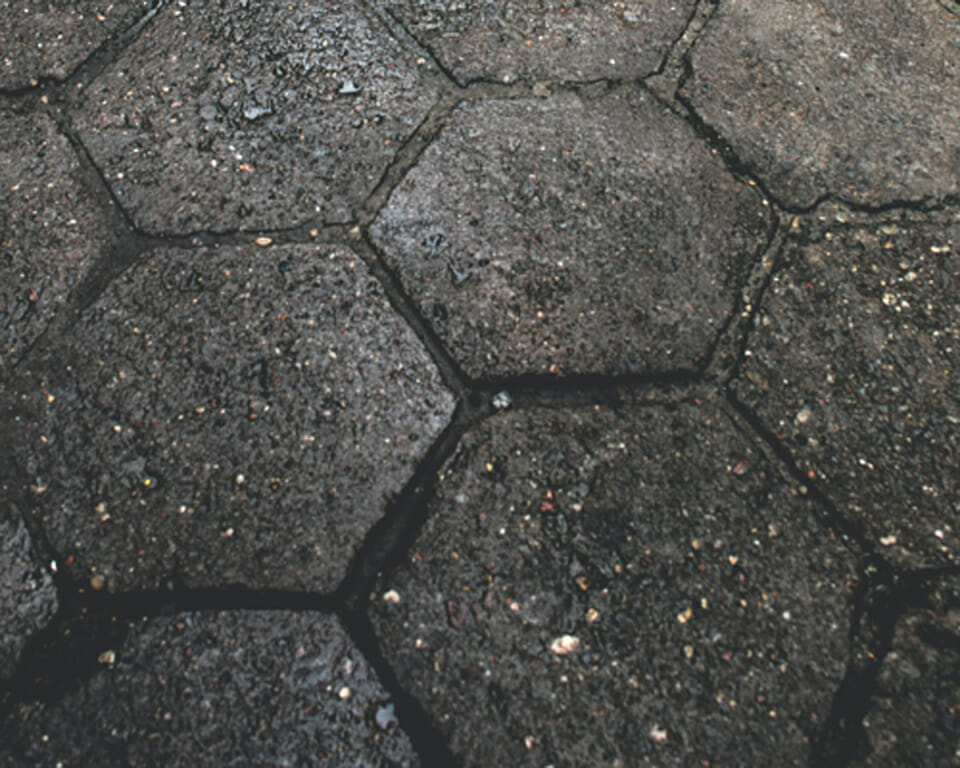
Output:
[
  {"left": 856, "top": 576, "right": 960, "bottom": 767},
  {"left": 73, "top": 0, "right": 441, "bottom": 233},
  {"left": 686, "top": 0, "right": 960, "bottom": 208},
  {"left": 0, "top": 514, "right": 57, "bottom": 679},
  {"left": 13, "top": 244, "right": 454, "bottom": 592},
  {"left": 370, "top": 88, "right": 771, "bottom": 379},
  {"left": 382, "top": 0, "right": 696, "bottom": 84},
  {"left": 1, "top": 611, "right": 418, "bottom": 766},
  {"left": 372, "top": 403, "right": 855, "bottom": 766},
  {"left": 0, "top": 109, "right": 105, "bottom": 370},
  {"left": 733, "top": 211, "right": 960, "bottom": 567},
  {"left": 0, "top": 1, "right": 151, "bottom": 89}
]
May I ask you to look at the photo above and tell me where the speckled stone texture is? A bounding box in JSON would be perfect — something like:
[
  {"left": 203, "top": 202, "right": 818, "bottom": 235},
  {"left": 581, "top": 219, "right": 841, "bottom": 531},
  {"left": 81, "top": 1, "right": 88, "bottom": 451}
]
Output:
[
  {"left": 371, "top": 88, "right": 771, "bottom": 379},
  {"left": 686, "top": 0, "right": 960, "bottom": 208},
  {"left": 733, "top": 210, "right": 960, "bottom": 567},
  {"left": 856, "top": 576, "right": 960, "bottom": 767},
  {"left": 72, "top": 0, "right": 441, "bottom": 232},
  {"left": 0, "top": 1, "right": 151, "bottom": 89},
  {"left": 0, "top": 514, "right": 57, "bottom": 679},
  {"left": 372, "top": 403, "right": 855, "bottom": 767},
  {"left": 0, "top": 109, "right": 105, "bottom": 370},
  {"left": 12, "top": 244, "right": 454, "bottom": 592},
  {"left": 381, "top": 0, "right": 696, "bottom": 84},
  {"left": 0, "top": 611, "right": 418, "bottom": 767}
]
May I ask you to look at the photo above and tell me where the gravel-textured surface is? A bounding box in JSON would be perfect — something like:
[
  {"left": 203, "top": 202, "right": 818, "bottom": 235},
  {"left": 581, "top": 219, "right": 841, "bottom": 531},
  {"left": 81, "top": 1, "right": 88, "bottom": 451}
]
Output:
[
  {"left": 733, "top": 210, "right": 960, "bottom": 568},
  {"left": 10, "top": 244, "right": 454, "bottom": 592},
  {"left": 0, "top": 109, "right": 105, "bottom": 370},
  {"left": 686, "top": 0, "right": 960, "bottom": 208},
  {"left": 373, "top": 403, "right": 855, "bottom": 767},
  {"left": 1, "top": 0, "right": 958, "bottom": 764},
  {"left": 372, "top": 88, "right": 770, "bottom": 379},
  {"left": 1, "top": 610, "right": 418, "bottom": 767},
  {"left": 73, "top": 0, "right": 442, "bottom": 232},
  {"left": 0, "top": 1, "right": 151, "bottom": 89},
  {"left": 382, "top": 0, "right": 696, "bottom": 85},
  {"left": 0, "top": 514, "right": 57, "bottom": 678}
]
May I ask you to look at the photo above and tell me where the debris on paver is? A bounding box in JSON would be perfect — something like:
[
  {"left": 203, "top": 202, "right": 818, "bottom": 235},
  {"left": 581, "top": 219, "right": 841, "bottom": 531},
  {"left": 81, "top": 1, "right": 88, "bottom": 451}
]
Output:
[
  {"left": 0, "top": 110, "right": 105, "bottom": 369},
  {"left": 733, "top": 210, "right": 960, "bottom": 567},
  {"left": 0, "top": 514, "right": 57, "bottom": 678},
  {"left": 72, "top": 0, "right": 442, "bottom": 232},
  {"left": 686, "top": 0, "right": 960, "bottom": 208},
  {"left": 371, "top": 88, "right": 771, "bottom": 378},
  {"left": 384, "top": 0, "right": 696, "bottom": 84},
  {"left": 8, "top": 244, "right": 454, "bottom": 592},
  {"left": 0, "top": 1, "right": 152, "bottom": 89},
  {"left": 372, "top": 404, "right": 855, "bottom": 766},
  {"left": 0, "top": 611, "right": 419, "bottom": 767}
]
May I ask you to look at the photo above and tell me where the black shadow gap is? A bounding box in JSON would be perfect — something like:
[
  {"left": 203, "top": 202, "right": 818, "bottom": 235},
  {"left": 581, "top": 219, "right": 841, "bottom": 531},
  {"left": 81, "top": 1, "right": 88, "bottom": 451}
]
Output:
[
  {"left": 338, "top": 607, "right": 463, "bottom": 767},
  {"left": 334, "top": 404, "right": 473, "bottom": 613}
]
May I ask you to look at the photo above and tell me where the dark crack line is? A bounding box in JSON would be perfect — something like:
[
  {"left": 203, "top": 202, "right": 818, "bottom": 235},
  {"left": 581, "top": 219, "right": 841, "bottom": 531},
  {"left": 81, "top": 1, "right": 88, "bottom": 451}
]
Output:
[
  {"left": 724, "top": 389, "right": 870, "bottom": 556},
  {"left": 338, "top": 608, "right": 464, "bottom": 767},
  {"left": 353, "top": 233, "right": 474, "bottom": 402},
  {"left": 0, "top": 1, "right": 162, "bottom": 101},
  {"left": 812, "top": 561, "right": 960, "bottom": 766},
  {"left": 334, "top": 403, "right": 474, "bottom": 613}
]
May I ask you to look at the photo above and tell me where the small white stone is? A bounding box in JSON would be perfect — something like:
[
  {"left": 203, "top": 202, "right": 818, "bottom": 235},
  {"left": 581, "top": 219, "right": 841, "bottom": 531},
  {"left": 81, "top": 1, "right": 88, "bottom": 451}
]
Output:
[
  {"left": 549, "top": 635, "right": 580, "bottom": 655},
  {"left": 382, "top": 590, "right": 401, "bottom": 604}
]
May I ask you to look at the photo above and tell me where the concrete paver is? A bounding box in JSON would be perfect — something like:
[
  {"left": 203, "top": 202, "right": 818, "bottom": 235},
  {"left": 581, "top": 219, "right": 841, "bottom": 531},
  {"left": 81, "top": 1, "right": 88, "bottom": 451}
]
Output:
[
  {"left": 856, "top": 576, "right": 960, "bottom": 767},
  {"left": 384, "top": 0, "right": 696, "bottom": 84},
  {"left": 0, "top": 110, "right": 106, "bottom": 369},
  {"left": 372, "top": 403, "right": 855, "bottom": 766},
  {"left": 372, "top": 87, "right": 770, "bottom": 378},
  {"left": 10, "top": 244, "right": 454, "bottom": 592},
  {"left": 687, "top": 0, "right": 960, "bottom": 208},
  {"left": 0, "top": 611, "right": 418, "bottom": 767},
  {"left": 0, "top": 515, "right": 56, "bottom": 678},
  {"left": 733, "top": 210, "right": 960, "bottom": 568},
  {"left": 1, "top": 1, "right": 959, "bottom": 765},
  {"left": 0, "top": 1, "right": 151, "bottom": 89},
  {"left": 73, "top": 0, "right": 442, "bottom": 232}
]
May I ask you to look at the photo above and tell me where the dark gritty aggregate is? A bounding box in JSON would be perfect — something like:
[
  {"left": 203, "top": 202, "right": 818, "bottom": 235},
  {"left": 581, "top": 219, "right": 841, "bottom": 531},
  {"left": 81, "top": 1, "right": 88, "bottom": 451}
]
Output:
[
  {"left": 733, "top": 210, "right": 960, "bottom": 567},
  {"left": 10, "top": 243, "right": 454, "bottom": 593},
  {"left": 686, "top": 0, "right": 960, "bottom": 208},
  {"left": 1, "top": 610, "right": 418, "bottom": 767},
  {"left": 371, "top": 87, "right": 771, "bottom": 379},
  {"left": 372, "top": 402, "right": 855, "bottom": 767},
  {"left": 72, "top": 0, "right": 442, "bottom": 233}
]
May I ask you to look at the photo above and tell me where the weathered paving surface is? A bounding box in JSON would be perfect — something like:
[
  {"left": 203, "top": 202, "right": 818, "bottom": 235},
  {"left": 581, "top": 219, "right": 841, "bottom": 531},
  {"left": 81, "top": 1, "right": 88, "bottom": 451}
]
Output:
[
  {"left": 2, "top": 1, "right": 959, "bottom": 766},
  {"left": 384, "top": 0, "right": 697, "bottom": 84}
]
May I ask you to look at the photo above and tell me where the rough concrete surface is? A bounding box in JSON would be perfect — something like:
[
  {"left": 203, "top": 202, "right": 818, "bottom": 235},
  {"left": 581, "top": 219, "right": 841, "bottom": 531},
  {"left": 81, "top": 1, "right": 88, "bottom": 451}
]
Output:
[
  {"left": 1, "top": 0, "right": 959, "bottom": 765},
  {"left": 0, "top": 611, "right": 418, "bottom": 767},
  {"left": 371, "top": 88, "right": 770, "bottom": 379},
  {"left": 384, "top": 0, "right": 697, "bottom": 84}
]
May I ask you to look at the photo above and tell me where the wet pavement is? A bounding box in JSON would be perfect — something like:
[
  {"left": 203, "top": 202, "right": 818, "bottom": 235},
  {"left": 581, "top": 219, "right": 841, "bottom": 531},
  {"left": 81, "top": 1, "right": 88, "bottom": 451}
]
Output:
[{"left": 1, "top": 1, "right": 958, "bottom": 766}]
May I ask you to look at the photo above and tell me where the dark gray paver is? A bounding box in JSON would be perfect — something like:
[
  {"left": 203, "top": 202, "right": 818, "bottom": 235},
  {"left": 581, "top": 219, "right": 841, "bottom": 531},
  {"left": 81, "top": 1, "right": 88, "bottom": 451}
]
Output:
[
  {"left": 733, "top": 211, "right": 960, "bottom": 568},
  {"left": 0, "top": 514, "right": 57, "bottom": 679},
  {"left": 12, "top": 243, "right": 454, "bottom": 593},
  {"left": 1, "top": 610, "right": 418, "bottom": 767},
  {"left": 371, "top": 403, "right": 855, "bottom": 767},
  {"left": 0, "top": 109, "right": 104, "bottom": 370},
  {"left": 0, "top": 1, "right": 150, "bottom": 89},
  {"left": 371, "top": 88, "right": 771, "bottom": 379},
  {"left": 856, "top": 576, "right": 960, "bottom": 767},
  {"left": 382, "top": 0, "right": 696, "bottom": 84},
  {"left": 72, "top": 0, "right": 441, "bottom": 233},
  {"left": 686, "top": 0, "right": 960, "bottom": 208}
]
